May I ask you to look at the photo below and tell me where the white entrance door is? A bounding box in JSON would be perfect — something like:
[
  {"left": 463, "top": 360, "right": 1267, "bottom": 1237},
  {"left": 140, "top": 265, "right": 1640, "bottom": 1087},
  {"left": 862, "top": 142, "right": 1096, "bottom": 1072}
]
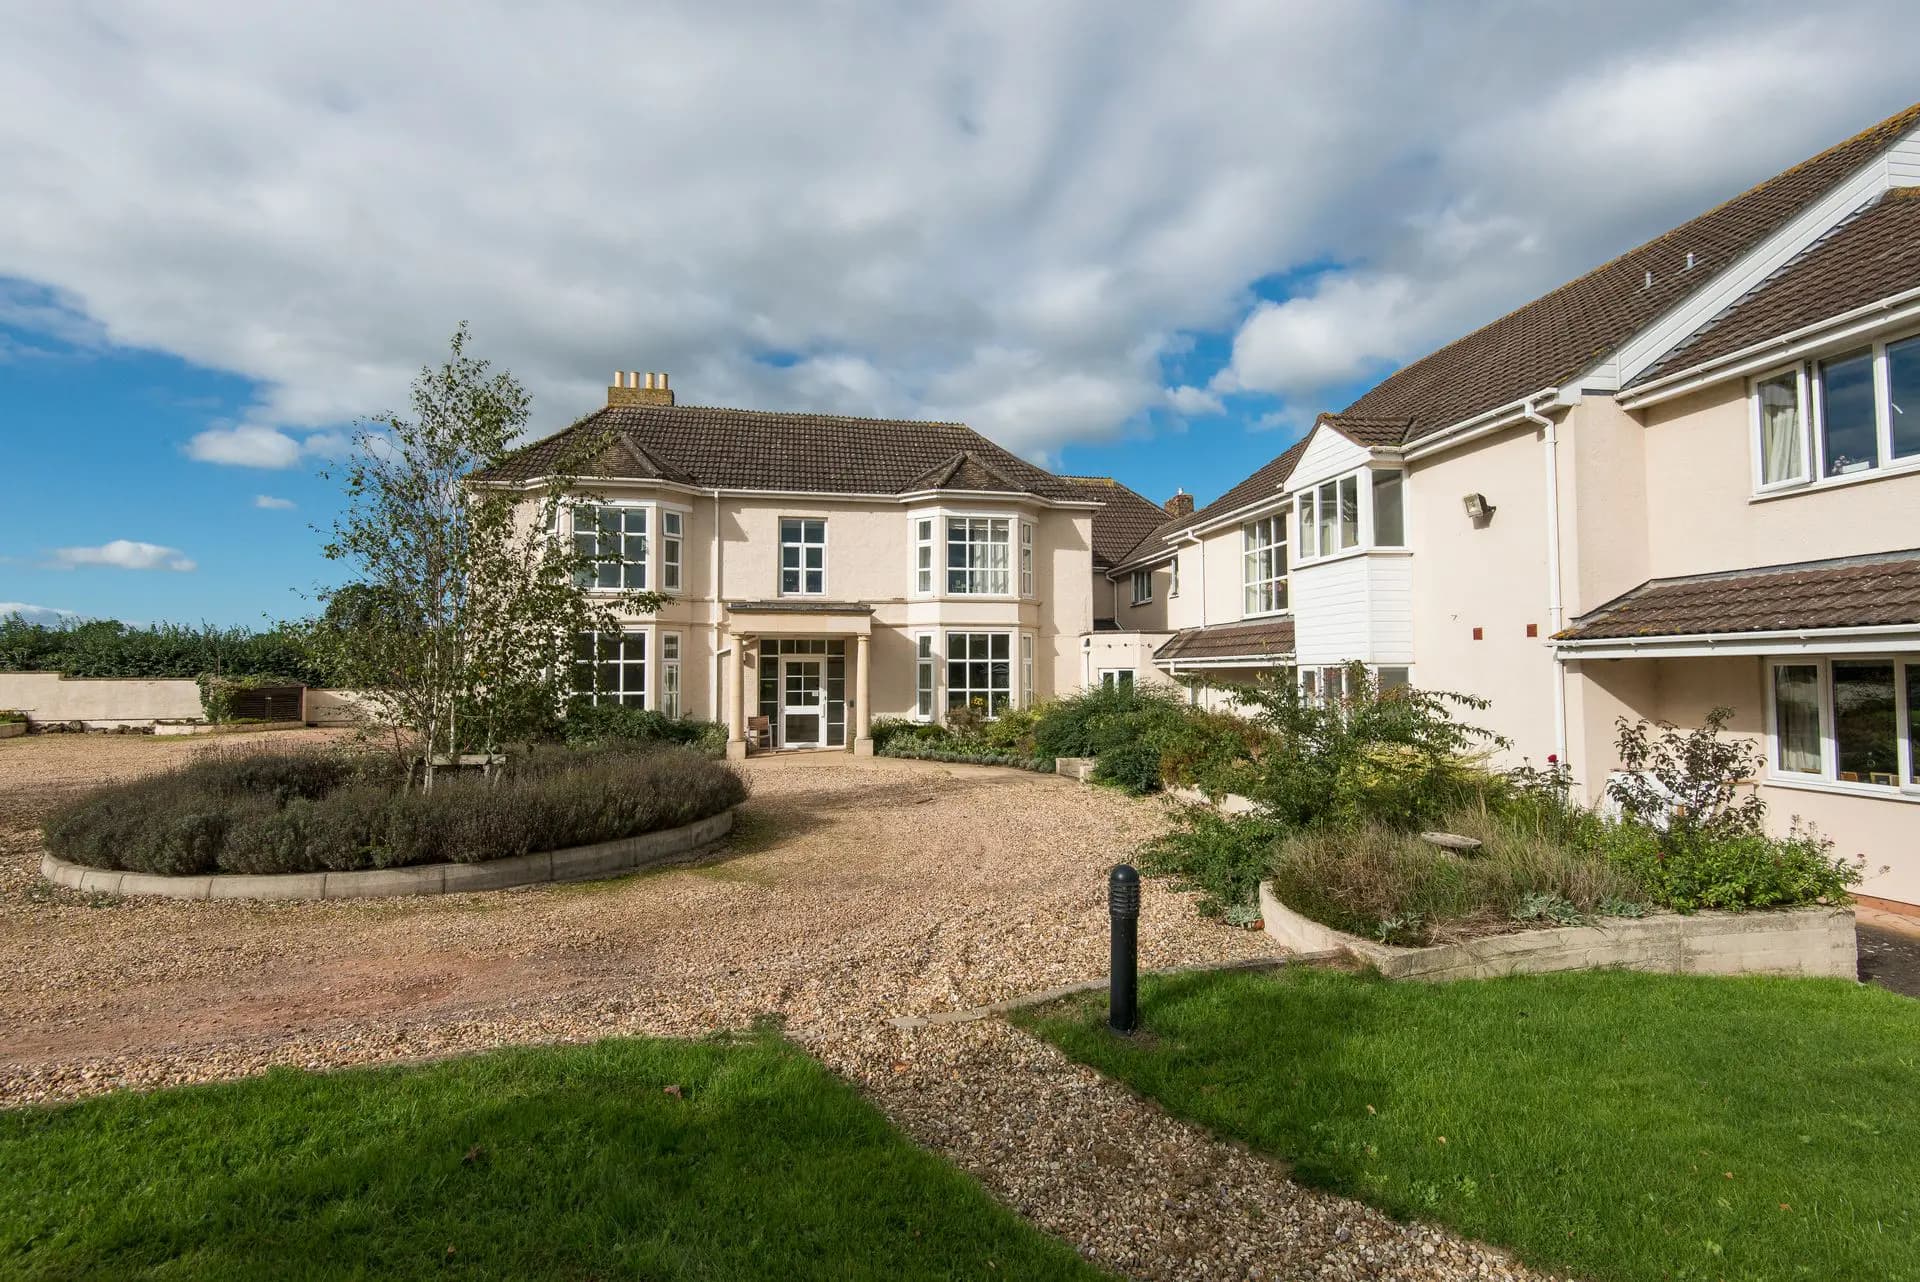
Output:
[{"left": 781, "top": 658, "right": 825, "bottom": 748}]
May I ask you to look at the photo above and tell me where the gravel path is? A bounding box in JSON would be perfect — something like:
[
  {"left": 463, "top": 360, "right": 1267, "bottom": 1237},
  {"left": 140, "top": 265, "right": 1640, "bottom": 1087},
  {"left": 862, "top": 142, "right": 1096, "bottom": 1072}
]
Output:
[{"left": 0, "top": 731, "right": 1550, "bottom": 1279}]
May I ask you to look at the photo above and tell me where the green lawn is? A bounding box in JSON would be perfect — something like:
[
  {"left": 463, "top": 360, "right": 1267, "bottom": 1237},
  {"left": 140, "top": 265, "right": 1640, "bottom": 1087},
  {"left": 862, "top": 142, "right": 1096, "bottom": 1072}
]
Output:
[
  {"left": 0, "top": 1035, "right": 1104, "bottom": 1281},
  {"left": 1017, "top": 967, "right": 1920, "bottom": 1282}
]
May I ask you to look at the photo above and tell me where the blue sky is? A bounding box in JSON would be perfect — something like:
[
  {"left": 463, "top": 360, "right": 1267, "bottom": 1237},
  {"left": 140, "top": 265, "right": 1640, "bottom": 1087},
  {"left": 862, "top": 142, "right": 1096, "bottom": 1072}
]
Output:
[{"left": 4, "top": 3, "right": 1917, "bottom": 627}]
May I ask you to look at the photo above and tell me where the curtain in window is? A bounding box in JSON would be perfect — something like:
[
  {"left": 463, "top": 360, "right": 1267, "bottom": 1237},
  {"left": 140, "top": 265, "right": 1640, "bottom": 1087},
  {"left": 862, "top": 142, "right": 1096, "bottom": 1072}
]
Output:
[
  {"left": 1771, "top": 664, "right": 1821, "bottom": 773},
  {"left": 1756, "top": 373, "right": 1802, "bottom": 485}
]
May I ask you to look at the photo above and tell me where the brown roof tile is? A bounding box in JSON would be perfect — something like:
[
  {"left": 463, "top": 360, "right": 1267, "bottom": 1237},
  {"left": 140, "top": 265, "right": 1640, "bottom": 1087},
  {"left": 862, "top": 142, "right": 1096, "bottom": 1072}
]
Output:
[
  {"left": 1136, "top": 436, "right": 1313, "bottom": 558},
  {"left": 1156, "top": 617, "right": 1296, "bottom": 663},
  {"left": 1343, "top": 103, "right": 1920, "bottom": 442},
  {"left": 1634, "top": 189, "right": 1920, "bottom": 383},
  {"left": 1556, "top": 549, "right": 1920, "bottom": 641},
  {"left": 473, "top": 403, "right": 1082, "bottom": 501},
  {"left": 1059, "top": 476, "right": 1177, "bottom": 569}
]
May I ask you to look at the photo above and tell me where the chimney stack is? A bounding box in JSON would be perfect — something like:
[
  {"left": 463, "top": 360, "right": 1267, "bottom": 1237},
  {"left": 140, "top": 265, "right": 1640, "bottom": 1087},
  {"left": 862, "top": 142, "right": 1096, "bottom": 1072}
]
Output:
[
  {"left": 607, "top": 369, "right": 675, "bottom": 408},
  {"left": 1163, "top": 489, "right": 1194, "bottom": 518}
]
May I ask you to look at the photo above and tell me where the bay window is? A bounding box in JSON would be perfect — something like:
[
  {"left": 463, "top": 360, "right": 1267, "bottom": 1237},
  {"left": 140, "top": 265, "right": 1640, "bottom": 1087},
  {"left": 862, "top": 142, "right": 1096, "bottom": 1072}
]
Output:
[
  {"left": 947, "top": 517, "right": 1012, "bottom": 594},
  {"left": 1768, "top": 657, "right": 1919, "bottom": 791},
  {"left": 1293, "top": 467, "right": 1404, "bottom": 561},
  {"left": 573, "top": 503, "right": 647, "bottom": 591},
  {"left": 1371, "top": 470, "right": 1405, "bottom": 546},
  {"left": 946, "top": 631, "right": 1012, "bottom": 714},
  {"left": 915, "top": 634, "right": 936, "bottom": 718},
  {"left": 914, "top": 518, "right": 935, "bottom": 593},
  {"left": 1242, "top": 516, "right": 1288, "bottom": 614},
  {"left": 779, "top": 518, "right": 826, "bottom": 595},
  {"left": 1752, "top": 331, "right": 1920, "bottom": 492}
]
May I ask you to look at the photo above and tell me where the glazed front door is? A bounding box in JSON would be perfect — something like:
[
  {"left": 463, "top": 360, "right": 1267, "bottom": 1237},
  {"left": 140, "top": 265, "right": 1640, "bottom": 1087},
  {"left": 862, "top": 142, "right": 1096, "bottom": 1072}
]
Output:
[{"left": 781, "top": 659, "right": 824, "bottom": 748}]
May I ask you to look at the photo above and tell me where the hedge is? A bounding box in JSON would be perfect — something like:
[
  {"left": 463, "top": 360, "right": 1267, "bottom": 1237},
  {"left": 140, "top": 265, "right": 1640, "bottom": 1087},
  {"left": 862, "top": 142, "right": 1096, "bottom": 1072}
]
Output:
[
  {"left": 875, "top": 740, "right": 1056, "bottom": 773},
  {"left": 0, "top": 617, "right": 331, "bottom": 684}
]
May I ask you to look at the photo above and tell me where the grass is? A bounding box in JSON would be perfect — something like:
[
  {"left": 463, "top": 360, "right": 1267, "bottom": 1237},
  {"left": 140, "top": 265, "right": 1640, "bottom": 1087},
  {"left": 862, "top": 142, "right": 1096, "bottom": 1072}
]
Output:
[
  {"left": 0, "top": 1035, "right": 1105, "bottom": 1281},
  {"left": 1016, "top": 966, "right": 1920, "bottom": 1282}
]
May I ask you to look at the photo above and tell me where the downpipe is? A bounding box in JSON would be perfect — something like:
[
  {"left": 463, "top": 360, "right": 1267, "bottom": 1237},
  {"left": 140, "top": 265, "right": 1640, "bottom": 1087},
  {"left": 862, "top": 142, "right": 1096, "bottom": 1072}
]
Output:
[{"left": 1521, "top": 395, "right": 1570, "bottom": 769}]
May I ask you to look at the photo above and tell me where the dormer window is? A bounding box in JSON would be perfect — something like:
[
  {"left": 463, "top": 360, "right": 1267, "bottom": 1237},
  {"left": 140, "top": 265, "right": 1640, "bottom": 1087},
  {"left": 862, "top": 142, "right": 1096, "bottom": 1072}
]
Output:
[{"left": 1295, "top": 468, "right": 1401, "bottom": 562}]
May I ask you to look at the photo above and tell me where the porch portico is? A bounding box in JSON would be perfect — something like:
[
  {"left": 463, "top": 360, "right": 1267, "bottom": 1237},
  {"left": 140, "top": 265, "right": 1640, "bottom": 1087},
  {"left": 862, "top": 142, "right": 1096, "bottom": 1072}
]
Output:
[{"left": 722, "top": 602, "right": 875, "bottom": 760}]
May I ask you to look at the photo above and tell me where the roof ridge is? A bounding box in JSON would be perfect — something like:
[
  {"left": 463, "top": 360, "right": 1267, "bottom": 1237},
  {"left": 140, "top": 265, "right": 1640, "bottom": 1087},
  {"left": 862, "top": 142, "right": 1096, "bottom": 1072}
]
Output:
[{"left": 662, "top": 401, "right": 970, "bottom": 429}]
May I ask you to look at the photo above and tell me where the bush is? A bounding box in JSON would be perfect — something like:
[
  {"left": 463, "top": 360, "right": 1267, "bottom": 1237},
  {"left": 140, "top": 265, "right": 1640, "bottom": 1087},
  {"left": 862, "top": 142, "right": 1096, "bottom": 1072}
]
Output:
[
  {"left": 44, "top": 744, "right": 748, "bottom": 876},
  {"left": 0, "top": 615, "right": 331, "bottom": 683},
  {"left": 1605, "top": 822, "right": 1861, "bottom": 913},
  {"left": 875, "top": 740, "right": 1055, "bottom": 773},
  {"left": 0, "top": 708, "right": 24, "bottom": 724},
  {"left": 1030, "top": 684, "right": 1201, "bottom": 794},
  {"left": 561, "top": 700, "right": 727, "bottom": 755},
  {"left": 1137, "top": 808, "right": 1289, "bottom": 918},
  {"left": 870, "top": 717, "right": 947, "bottom": 750}
]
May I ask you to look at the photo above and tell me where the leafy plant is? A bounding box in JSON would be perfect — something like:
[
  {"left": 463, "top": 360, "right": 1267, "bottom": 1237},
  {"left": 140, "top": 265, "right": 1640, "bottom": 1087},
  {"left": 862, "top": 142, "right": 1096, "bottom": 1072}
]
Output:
[
  {"left": 561, "top": 700, "right": 727, "bottom": 755},
  {"left": 0, "top": 708, "right": 25, "bottom": 724},
  {"left": 1607, "top": 709, "right": 1767, "bottom": 842},
  {"left": 0, "top": 616, "right": 331, "bottom": 683}
]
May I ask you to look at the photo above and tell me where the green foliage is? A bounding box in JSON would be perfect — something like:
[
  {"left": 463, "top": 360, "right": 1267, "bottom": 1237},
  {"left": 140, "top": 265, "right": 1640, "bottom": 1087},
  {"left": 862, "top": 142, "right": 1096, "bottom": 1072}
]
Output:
[
  {"left": 1019, "top": 967, "right": 1920, "bottom": 1282},
  {"left": 0, "top": 615, "right": 330, "bottom": 683},
  {"left": 0, "top": 1036, "right": 1102, "bottom": 1281},
  {"left": 561, "top": 700, "right": 727, "bottom": 755},
  {"left": 1606, "top": 820, "right": 1862, "bottom": 912},
  {"left": 876, "top": 740, "right": 1055, "bottom": 773},
  {"left": 1137, "top": 807, "right": 1289, "bottom": 917},
  {"left": 195, "top": 672, "right": 305, "bottom": 723},
  {"left": 1029, "top": 682, "right": 1204, "bottom": 794},
  {"left": 1607, "top": 708, "right": 1768, "bottom": 842},
  {"left": 868, "top": 716, "right": 942, "bottom": 750},
  {"left": 43, "top": 744, "right": 746, "bottom": 876},
  {"left": 0, "top": 708, "right": 24, "bottom": 724},
  {"left": 315, "top": 324, "right": 663, "bottom": 767},
  {"left": 1231, "top": 664, "right": 1506, "bottom": 829}
]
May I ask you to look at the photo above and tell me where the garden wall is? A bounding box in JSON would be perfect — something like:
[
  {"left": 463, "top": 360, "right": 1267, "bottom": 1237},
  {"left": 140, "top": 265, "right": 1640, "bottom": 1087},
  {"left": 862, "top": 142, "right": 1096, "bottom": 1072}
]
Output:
[
  {"left": 1258, "top": 883, "right": 1856, "bottom": 981},
  {"left": 42, "top": 808, "right": 737, "bottom": 901},
  {"left": 0, "top": 673, "right": 203, "bottom": 727}
]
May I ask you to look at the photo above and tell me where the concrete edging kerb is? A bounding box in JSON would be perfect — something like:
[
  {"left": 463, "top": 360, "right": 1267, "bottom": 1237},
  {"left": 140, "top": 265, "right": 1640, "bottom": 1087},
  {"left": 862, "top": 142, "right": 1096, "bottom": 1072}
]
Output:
[
  {"left": 1258, "top": 881, "right": 1857, "bottom": 981},
  {"left": 40, "top": 807, "right": 737, "bottom": 902}
]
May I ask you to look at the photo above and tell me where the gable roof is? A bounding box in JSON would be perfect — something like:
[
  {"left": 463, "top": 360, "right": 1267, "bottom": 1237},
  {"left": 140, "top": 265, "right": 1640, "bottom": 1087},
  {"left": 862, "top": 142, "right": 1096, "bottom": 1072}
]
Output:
[
  {"left": 1632, "top": 187, "right": 1920, "bottom": 384},
  {"left": 1148, "top": 435, "right": 1312, "bottom": 548},
  {"left": 1341, "top": 102, "right": 1920, "bottom": 443},
  {"left": 1059, "top": 476, "right": 1176, "bottom": 569},
  {"left": 1556, "top": 549, "right": 1920, "bottom": 641},
  {"left": 473, "top": 403, "right": 1083, "bottom": 501}
]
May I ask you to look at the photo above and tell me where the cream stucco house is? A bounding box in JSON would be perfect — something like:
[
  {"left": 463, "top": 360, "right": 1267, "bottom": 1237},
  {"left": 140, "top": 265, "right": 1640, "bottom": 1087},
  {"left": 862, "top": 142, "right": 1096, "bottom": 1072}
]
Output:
[
  {"left": 475, "top": 374, "right": 1172, "bottom": 760},
  {"left": 1098, "top": 101, "right": 1920, "bottom": 912}
]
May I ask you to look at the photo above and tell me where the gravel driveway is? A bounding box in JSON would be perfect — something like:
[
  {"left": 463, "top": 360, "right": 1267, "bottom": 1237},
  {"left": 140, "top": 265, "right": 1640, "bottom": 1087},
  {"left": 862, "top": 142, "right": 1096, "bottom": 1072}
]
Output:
[{"left": 0, "top": 731, "right": 1548, "bottom": 1280}]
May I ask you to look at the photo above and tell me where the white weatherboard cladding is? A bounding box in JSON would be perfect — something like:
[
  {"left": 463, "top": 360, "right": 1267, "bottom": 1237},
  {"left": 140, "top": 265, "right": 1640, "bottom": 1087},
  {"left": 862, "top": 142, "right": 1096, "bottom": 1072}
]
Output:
[
  {"left": 1283, "top": 425, "right": 1372, "bottom": 493},
  {"left": 1292, "top": 555, "right": 1369, "bottom": 664},
  {"left": 1367, "top": 555, "right": 1414, "bottom": 663},
  {"left": 1601, "top": 122, "right": 1920, "bottom": 388}
]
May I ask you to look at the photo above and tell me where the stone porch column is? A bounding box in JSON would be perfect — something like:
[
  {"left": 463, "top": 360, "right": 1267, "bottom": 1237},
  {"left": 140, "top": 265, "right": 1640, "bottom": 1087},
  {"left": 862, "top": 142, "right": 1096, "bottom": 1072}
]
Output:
[
  {"left": 726, "top": 637, "right": 748, "bottom": 761},
  {"left": 853, "top": 632, "right": 874, "bottom": 755}
]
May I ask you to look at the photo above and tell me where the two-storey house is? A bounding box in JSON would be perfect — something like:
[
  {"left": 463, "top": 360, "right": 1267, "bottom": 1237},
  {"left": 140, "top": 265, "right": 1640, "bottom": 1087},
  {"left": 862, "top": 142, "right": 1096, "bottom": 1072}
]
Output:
[
  {"left": 1102, "top": 102, "right": 1920, "bottom": 912},
  {"left": 475, "top": 374, "right": 1167, "bottom": 760}
]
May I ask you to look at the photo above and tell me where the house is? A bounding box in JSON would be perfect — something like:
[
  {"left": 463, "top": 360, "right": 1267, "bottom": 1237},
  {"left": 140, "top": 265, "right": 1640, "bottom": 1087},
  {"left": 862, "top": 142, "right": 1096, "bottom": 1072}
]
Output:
[
  {"left": 474, "top": 374, "right": 1176, "bottom": 758},
  {"left": 1101, "top": 101, "right": 1920, "bottom": 912}
]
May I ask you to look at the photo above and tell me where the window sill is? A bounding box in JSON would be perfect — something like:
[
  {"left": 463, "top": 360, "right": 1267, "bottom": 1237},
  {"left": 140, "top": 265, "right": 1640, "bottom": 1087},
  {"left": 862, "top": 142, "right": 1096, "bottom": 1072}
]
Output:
[
  {"left": 1762, "top": 774, "right": 1920, "bottom": 803},
  {"left": 1295, "top": 545, "right": 1413, "bottom": 569},
  {"left": 1750, "top": 456, "right": 1920, "bottom": 503}
]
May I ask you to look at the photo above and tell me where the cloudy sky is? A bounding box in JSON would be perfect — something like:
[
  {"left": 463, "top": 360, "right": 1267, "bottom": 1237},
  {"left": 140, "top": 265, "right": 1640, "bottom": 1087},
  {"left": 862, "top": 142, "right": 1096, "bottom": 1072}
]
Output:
[{"left": 3, "top": 1, "right": 1917, "bottom": 624}]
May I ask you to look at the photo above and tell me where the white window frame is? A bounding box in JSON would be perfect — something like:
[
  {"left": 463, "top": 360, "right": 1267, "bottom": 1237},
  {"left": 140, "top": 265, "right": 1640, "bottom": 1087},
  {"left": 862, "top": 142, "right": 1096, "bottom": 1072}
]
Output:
[
  {"left": 1021, "top": 632, "right": 1035, "bottom": 707},
  {"left": 661, "top": 509, "right": 684, "bottom": 592},
  {"left": 659, "top": 631, "right": 682, "bottom": 718},
  {"left": 1751, "top": 327, "right": 1920, "bottom": 497},
  {"left": 1098, "top": 668, "right": 1134, "bottom": 692},
  {"left": 572, "top": 628, "right": 648, "bottom": 707},
  {"left": 1169, "top": 555, "right": 1180, "bottom": 598},
  {"left": 913, "top": 517, "right": 936, "bottom": 595},
  {"left": 1763, "top": 655, "right": 1920, "bottom": 798},
  {"left": 1020, "top": 521, "right": 1035, "bottom": 597},
  {"left": 1130, "top": 567, "right": 1153, "bottom": 606},
  {"left": 945, "top": 630, "right": 1014, "bottom": 716},
  {"left": 1241, "top": 515, "right": 1288, "bottom": 616},
  {"left": 571, "top": 501, "right": 650, "bottom": 592},
  {"left": 915, "top": 632, "right": 937, "bottom": 720},
  {"left": 779, "top": 517, "right": 828, "bottom": 597},
  {"left": 1370, "top": 467, "right": 1406, "bottom": 548},
  {"left": 944, "top": 514, "right": 1015, "bottom": 597}
]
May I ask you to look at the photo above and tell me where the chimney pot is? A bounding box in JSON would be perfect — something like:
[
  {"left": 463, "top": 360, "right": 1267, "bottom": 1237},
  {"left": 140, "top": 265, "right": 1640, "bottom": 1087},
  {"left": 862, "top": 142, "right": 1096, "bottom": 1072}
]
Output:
[{"left": 607, "top": 367, "right": 677, "bottom": 408}]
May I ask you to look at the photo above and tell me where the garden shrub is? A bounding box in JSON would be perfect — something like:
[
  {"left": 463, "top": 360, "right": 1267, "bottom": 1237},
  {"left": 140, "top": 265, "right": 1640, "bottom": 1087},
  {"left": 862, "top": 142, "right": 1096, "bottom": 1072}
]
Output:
[
  {"left": 44, "top": 744, "right": 748, "bottom": 876},
  {"left": 870, "top": 717, "right": 953, "bottom": 751},
  {"left": 0, "top": 708, "right": 25, "bottom": 724},
  {"left": 876, "top": 740, "right": 1054, "bottom": 773},
  {"left": 0, "top": 615, "right": 331, "bottom": 683},
  {"left": 561, "top": 699, "right": 727, "bottom": 755},
  {"left": 1031, "top": 683, "right": 1200, "bottom": 793},
  {"left": 1137, "top": 808, "right": 1290, "bottom": 918}
]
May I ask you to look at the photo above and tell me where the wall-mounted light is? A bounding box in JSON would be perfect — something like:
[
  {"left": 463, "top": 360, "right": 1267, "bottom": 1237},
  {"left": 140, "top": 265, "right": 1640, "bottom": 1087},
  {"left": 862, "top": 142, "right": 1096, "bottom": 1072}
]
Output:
[{"left": 1462, "top": 492, "right": 1495, "bottom": 525}]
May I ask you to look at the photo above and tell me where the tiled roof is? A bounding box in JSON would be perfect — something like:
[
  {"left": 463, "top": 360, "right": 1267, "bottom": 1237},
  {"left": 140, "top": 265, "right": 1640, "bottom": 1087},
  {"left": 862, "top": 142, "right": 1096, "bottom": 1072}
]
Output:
[
  {"left": 907, "top": 451, "right": 1025, "bottom": 494},
  {"left": 1556, "top": 549, "right": 1920, "bottom": 641},
  {"left": 1634, "top": 188, "right": 1920, "bottom": 383},
  {"left": 1060, "top": 476, "right": 1178, "bottom": 569},
  {"left": 1156, "top": 617, "right": 1297, "bottom": 664},
  {"left": 1133, "top": 436, "right": 1313, "bottom": 558},
  {"left": 1318, "top": 413, "right": 1413, "bottom": 447},
  {"left": 1341, "top": 102, "right": 1920, "bottom": 443},
  {"left": 473, "top": 403, "right": 1083, "bottom": 501}
]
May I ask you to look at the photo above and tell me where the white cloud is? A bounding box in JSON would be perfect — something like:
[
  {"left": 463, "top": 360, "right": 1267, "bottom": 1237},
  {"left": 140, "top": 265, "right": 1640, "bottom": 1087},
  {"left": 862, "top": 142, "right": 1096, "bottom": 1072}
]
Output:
[
  {"left": 50, "top": 540, "right": 197, "bottom": 572},
  {"left": 253, "top": 494, "right": 296, "bottom": 509},
  {"left": 1166, "top": 385, "right": 1223, "bottom": 417},
  {"left": 0, "top": 3, "right": 1913, "bottom": 458},
  {"left": 0, "top": 602, "right": 80, "bottom": 625}
]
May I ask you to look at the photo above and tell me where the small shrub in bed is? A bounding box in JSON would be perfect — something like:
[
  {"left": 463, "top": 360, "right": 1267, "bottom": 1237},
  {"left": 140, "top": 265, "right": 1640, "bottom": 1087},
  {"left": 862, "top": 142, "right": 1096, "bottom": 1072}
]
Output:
[
  {"left": 561, "top": 699, "right": 727, "bottom": 755},
  {"left": 44, "top": 744, "right": 748, "bottom": 877},
  {"left": 875, "top": 739, "right": 1055, "bottom": 773}
]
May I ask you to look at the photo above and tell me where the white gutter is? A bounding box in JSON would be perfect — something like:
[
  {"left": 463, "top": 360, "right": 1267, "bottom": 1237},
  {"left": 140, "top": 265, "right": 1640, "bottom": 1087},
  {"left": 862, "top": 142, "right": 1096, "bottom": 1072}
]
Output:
[
  {"left": 1521, "top": 392, "right": 1570, "bottom": 768},
  {"left": 1397, "top": 387, "right": 1563, "bottom": 462},
  {"left": 1553, "top": 623, "right": 1920, "bottom": 660},
  {"left": 1616, "top": 288, "right": 1920, "bottom": 410}
]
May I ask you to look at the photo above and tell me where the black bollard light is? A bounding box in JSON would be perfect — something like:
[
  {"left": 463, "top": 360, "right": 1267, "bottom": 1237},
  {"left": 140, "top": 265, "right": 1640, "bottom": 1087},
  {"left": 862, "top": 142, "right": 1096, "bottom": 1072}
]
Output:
[{"left": 1108, "top": 863, "right": 1140, "bottom": 1034}]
